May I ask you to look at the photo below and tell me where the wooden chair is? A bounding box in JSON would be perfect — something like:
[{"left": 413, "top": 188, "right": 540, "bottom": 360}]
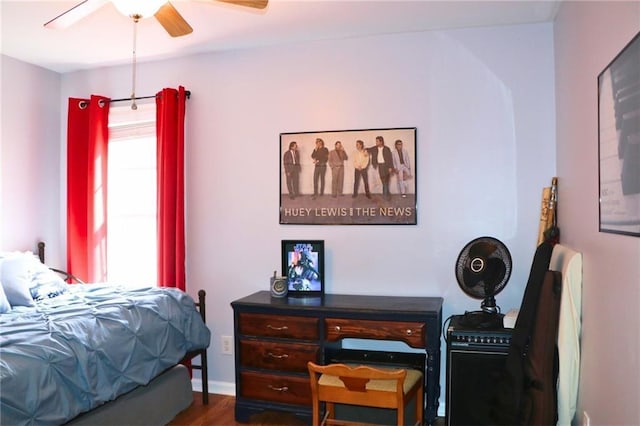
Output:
[{"left": 307, "top": 362, "right": 423, "bottom": 426}]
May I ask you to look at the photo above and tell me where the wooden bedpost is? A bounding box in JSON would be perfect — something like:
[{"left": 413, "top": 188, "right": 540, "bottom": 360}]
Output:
[
  {"left": 37, "top": 242, "right": 45, "bottom": 263},
  {"left": 194, "top": 289, "right": 209, "bottom": 404}
]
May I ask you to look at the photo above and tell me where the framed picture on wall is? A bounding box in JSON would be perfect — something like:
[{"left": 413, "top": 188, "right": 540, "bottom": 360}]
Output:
[
  {"left": 598, "top": 30, "right": 640, "bottom": 237},
  {"left": 281, "top": 240, "right": 324, "bottom": 296},
  {"left": 280, "top": 127, "right": 417, "bottom": 225}
]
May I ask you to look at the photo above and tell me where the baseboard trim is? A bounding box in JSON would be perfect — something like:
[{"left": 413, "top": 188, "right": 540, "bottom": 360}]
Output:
[{"left": 191, "top": 379, "right": 235, "bottom": 396}]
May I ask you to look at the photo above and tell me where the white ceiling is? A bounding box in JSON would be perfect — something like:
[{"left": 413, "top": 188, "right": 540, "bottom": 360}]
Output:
[{"left": 0, "top": 0, "right": 562, "bottom": 74}]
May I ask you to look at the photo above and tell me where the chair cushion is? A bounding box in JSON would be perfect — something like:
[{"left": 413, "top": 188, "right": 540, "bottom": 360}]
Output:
[{"left": 319, "top": 367, "right": 422, "bottom": 394}]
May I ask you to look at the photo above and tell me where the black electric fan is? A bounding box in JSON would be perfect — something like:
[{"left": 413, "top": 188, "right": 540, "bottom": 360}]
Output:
[{"left": 455, "top": 236, "right": 512, "bottom": 328}]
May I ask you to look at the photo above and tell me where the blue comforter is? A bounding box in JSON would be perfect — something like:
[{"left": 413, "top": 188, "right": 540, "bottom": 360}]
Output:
[{"left": 0, "top": 284, "right": 211, "bottom": 426}]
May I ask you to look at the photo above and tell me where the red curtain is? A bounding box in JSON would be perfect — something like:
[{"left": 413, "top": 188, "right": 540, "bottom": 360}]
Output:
[
  {"left": 66, "top": 95, "right": 110, "bottom": 283},
  {"left": 156, "top": 86, "right": 187, "bottom": 291}
]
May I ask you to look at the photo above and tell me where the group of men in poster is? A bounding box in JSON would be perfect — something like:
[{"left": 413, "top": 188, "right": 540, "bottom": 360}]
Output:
[{"left": 283, "top": 135, "right": 412, "bottom": 201}]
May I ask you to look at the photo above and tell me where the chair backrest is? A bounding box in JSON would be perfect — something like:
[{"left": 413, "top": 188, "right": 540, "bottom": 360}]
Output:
[
  {"left": 308, "top": 362, "right": 422, "bottom": 426},
  {"left": 309, "top": 362, "right": 407, "bottom": 396}
]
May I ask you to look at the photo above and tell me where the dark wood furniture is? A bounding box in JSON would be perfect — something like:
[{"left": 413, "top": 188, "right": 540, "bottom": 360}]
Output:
[{"left": 231, "top": 291, "right": 443, "bottom": 425}]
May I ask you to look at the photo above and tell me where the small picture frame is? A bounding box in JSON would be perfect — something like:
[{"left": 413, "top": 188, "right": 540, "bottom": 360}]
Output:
[{"left": 281, "top": 240, "right": 325, "bottom": 296}]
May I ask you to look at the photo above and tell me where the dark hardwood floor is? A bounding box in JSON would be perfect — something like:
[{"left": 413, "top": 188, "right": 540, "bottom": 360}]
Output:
[
  {"left": 168, "top": 393, "right": 444, "bottom": 425},
  {"left": 168, "top": 393, "right": 306, "bottom": 425}
]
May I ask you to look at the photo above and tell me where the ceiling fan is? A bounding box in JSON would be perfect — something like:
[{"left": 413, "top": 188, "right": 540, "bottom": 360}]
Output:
[{"left": 44, "top": 0, "right": 269, "bottom": 37}]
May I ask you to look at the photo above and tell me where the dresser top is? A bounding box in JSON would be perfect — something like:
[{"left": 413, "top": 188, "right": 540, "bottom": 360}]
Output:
[{"left": 232, "top": 291, "right": 443, "bottom": 316}]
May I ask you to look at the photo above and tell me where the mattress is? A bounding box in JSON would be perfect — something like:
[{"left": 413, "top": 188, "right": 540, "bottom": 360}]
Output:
[{"left": 0, "top": 284, "right": 211, "bottom": 426}]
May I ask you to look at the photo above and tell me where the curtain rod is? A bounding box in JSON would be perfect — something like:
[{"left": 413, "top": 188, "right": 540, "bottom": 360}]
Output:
[{"left": 108, "top": 90, "right": 191, "bottom": 104}]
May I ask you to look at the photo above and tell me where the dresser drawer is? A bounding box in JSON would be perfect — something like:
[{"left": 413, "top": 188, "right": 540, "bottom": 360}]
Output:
[
  {"left": 325, "top": 318, "right": 425, "bottom": 348},
  {"left": 240, "top": 371, "right": 311, "bottom": 406},
  {"left": 240, "top": 340, "right": 319, "bottom": 372},
  {"left": 239, "top": 313, "right": 319, "bottom": 340}
]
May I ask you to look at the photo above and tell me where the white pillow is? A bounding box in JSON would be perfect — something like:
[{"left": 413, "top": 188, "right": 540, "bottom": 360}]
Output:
[
  {"left": 0, "top": 280, "right": 11, "bottom": 313},
  {"left": 0, "top": 253, "right": 36, "bottom": 307},
  {"left": 30, "top": 263, "right": 68, "bottom": 301},
  {"left": 0, "top": 251, "right": 23, "bottom": 259}
]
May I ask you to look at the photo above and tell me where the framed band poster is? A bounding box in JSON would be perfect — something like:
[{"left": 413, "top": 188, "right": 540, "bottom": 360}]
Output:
[{"left": 280, "top": 127, "right": 417, "bottom": 225}]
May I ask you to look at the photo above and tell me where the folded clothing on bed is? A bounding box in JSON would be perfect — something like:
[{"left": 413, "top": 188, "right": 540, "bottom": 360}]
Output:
[{"left": 0, "top": 284, "right": 211, "bottom": 426}]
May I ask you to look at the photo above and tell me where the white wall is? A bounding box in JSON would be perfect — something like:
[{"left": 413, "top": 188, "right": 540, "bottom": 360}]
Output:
[
  {"left": 62, "top": 23, "right": 557, "bottom": 411},
  {"left": 554, "top": 2, "right": 640, "bottom": 425},
  {"left": 3, "top": 23, "right": 556, "bottom": 414},
  {"left": 0, "top": 55, "right": 62, "bottom": 260}
]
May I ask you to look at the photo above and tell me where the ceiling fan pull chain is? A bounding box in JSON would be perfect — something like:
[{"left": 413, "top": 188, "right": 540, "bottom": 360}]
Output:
[{"left": 130, "top": 16, "right": 140, "bottom": 110}]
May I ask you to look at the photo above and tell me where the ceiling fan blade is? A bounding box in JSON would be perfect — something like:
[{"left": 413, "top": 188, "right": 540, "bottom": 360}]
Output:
[
  {"left": 44, "top": 0, "right": 109, "bottom": 29},
  {"left": 215, "top": 0, "right": 268, "bottom": 10},
  {"left": 155, "top": 2, "right": 193, "bottom": 37}
]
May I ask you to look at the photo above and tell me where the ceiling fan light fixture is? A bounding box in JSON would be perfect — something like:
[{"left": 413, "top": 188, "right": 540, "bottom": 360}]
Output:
[{"left": 112, "top": 0, "right": 166, "bottom": 19}]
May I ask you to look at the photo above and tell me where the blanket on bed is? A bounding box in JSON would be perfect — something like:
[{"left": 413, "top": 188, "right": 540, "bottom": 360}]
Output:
[{"left": 0, "top": 284, "right": 211, "bottom": 426}]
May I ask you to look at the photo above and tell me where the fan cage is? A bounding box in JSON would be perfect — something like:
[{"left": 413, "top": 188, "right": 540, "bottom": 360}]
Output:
[{"left": 455, "top": 237, "right": 512, "bottom": 313}]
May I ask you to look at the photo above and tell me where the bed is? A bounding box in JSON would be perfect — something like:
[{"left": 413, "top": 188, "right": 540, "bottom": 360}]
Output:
[{"left": 0, "top": 244, "right": 211, "bottom": 426}]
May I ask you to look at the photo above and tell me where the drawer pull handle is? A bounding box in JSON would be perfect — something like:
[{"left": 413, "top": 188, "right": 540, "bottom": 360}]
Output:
[
  {"left": 406, "top": 329, "right": 413, "bottom": 336},
  {"left": 267, "top": 324, "right": 289, "bottom": 331},
  {"left": 267, "top": 352, "right": 289, "bottom": 359},
  {"left": 268, "top": 385, "right": 289, "bottom": 392},
  {"left": 334, "top": 325, "right": 341, "bottom": 332}
]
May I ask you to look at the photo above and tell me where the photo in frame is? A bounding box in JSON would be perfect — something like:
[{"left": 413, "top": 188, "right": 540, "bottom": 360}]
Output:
[
  {"left": 280, "top": 127, "right": 417, "bottom": 225},
  {"left": 281, "top": 240, "right": 324, "bottom": 296},
  {"left": 598, "top": 30, "right": 640, "bottom": 237}
]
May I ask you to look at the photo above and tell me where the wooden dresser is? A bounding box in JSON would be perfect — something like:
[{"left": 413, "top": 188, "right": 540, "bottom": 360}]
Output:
[{"left": 231, "top": 291, "right": 443, "bottom": 425}]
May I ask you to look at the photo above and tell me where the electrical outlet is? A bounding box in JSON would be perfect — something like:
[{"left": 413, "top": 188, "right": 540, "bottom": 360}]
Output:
[
  {"left": 221, "top": 335, "right": 233, "bottom": 355},
  {"left": 583, "top": 411, "right": 590, "bottom": 426}
]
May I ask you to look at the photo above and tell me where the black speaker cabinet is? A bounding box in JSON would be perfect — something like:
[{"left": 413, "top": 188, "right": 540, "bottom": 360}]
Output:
[{"left": 446, "top": 314, "right": 512, "bottom": 426}]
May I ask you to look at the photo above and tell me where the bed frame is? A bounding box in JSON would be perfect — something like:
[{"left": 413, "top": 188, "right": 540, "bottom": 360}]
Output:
[
  {"left": 185, "top": 288, "right": 210, "bottom": 404},
  {"left": 36, "top": 241, "right": 209, "bottom": 423}
]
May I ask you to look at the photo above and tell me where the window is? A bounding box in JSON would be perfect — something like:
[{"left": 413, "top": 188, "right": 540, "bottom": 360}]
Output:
[{"left": 107, "top": 102, "right": 157, "bottom": 287}]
